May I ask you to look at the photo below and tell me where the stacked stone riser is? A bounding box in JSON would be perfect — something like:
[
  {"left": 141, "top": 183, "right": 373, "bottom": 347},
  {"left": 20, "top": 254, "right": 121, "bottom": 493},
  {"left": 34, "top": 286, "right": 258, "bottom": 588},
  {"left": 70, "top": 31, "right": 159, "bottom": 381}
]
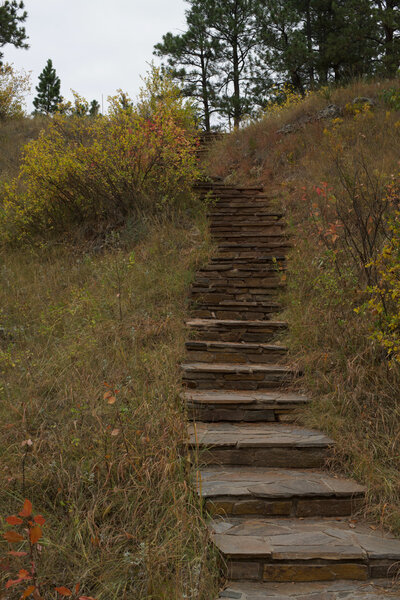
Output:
[
  {"left": 187, "top": 320, "right": 287, "bottom": 343},
  {"left": 206, "top": 495, "right": 365, "bottom": 518},
  {"left": 185, "top": 341, "right": 287, "bottom": 365}
]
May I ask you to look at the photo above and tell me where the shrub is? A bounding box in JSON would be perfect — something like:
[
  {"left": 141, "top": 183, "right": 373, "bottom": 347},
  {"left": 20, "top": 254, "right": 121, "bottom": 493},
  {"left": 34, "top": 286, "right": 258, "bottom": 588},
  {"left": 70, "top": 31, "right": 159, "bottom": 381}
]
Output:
[
  {"left": 367, "top": 208, "right": 400, "bottom": 365},
  {"left": 1, "top": 67, "right": 200, "bottom": 243},
  {"left": 0, "top": 63, "right": 30, "bottom": 121}
]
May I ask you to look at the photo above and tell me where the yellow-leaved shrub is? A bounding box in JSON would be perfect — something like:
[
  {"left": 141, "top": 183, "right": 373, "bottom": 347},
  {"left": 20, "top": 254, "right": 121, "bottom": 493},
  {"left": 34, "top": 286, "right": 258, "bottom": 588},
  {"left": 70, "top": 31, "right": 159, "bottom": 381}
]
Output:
[
  {"left": 0, "top": 67, "right": 200, "bottom": 243},
  {"left": 367, "top": 209, "right": 400, "bottom": 365}
]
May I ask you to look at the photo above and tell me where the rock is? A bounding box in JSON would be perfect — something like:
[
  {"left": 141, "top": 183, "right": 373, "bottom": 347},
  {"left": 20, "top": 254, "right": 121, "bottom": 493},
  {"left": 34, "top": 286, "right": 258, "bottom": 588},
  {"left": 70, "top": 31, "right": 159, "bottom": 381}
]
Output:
[
  {"left": 316, "top": 104, "right": 342, "bottom": 120},
  {"left": 352, "top": 96, "right": 376, "bottom": 107}
]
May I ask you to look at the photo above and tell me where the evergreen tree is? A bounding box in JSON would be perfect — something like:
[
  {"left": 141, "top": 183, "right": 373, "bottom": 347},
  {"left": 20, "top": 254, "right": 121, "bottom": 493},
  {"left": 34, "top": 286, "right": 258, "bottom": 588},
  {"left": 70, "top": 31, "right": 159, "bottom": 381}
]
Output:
[
  {"left": 0, "top": 0, "right": 28, "bottom": 64},
  {"left": 372, "top": 1, "right": 400, "bottom": 76},
  {"left": 33, "top": 59, "right": 62, "bottom": 114},
  {"left": 204, "top": 0, "right": 259, "bottom": 127},
  {"left": 89, "top": 99, "right": 100, "bottom": 116},
  {"left": 154, "top": 1, "right": 219, "bottom": 131}
]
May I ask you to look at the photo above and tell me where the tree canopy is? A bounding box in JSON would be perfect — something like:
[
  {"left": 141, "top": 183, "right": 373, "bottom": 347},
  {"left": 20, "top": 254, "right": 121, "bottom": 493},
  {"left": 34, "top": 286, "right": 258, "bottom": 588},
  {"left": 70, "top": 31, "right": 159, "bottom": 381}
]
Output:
[
  {"left": 155, "top": 0, "right": 400, "bottom": 128},
  {"left": 0, "top": 1, "right": 28, "bottom": 64}
]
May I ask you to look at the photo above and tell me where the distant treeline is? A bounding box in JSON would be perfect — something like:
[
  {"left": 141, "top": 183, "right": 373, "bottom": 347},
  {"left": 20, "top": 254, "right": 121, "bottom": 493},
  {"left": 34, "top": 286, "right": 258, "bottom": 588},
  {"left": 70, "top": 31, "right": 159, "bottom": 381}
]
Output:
[{"left": 154, "top": 0, "right": 400, "bottom": 129}]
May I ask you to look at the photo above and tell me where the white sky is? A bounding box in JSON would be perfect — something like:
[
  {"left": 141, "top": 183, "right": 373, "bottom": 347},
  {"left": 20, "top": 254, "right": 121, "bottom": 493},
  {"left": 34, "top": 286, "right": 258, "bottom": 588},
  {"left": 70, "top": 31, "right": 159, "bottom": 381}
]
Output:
[{"left": 5, "top": 0, "right": 187, "bottom": 112}]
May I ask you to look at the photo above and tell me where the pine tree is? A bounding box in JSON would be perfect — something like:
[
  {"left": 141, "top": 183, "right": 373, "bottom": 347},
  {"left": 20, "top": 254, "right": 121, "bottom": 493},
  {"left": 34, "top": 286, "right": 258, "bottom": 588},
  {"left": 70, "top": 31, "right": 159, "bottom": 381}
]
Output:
[
  {"left": 0, "top": 1, "right": 28, "bottom": 64},
  {"left": 33, "top": 59, "right": 62, "bottom": 114},
  {"left": 89, "top": 99, "right": 100, "bottom": 116},
  {"left": 154, "top": 1, "right": 219, "bottom": 131},
  {"left": 204, "top": 0, "right": 259, "bottom": 127}
]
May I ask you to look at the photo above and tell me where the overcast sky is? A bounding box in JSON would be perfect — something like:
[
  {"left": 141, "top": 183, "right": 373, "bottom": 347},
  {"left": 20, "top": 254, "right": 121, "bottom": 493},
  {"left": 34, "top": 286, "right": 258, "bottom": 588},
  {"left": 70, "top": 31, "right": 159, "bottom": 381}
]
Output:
[{"left": 5, "top": 0, "right": 187, "bottom": 112}]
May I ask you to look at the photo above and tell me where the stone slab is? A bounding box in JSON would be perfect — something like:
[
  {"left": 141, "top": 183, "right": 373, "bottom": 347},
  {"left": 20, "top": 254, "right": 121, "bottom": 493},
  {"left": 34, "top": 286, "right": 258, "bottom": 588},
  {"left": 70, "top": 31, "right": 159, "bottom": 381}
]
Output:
[
  {"left": 198, "top": 467, "right": 365, "bottom": 499},
  {"left": 189, "top": 423, "right": 333, "bottom": 449},
  {"left": 184, "top": 390, "right": 309, "bottom": 408},
  {"left": 217, "top": 580, "right": 400, "bottom": 599},
  {"left": 209, "top": 517, "right": 400, "bottom": 562}
]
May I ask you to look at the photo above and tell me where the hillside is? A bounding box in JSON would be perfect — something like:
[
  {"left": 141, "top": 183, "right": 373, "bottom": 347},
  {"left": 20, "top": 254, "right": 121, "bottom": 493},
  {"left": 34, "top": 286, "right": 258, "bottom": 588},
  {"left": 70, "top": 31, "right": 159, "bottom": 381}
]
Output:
[{"left": 206, "top": 78, "right": 400, "bottom": 536}]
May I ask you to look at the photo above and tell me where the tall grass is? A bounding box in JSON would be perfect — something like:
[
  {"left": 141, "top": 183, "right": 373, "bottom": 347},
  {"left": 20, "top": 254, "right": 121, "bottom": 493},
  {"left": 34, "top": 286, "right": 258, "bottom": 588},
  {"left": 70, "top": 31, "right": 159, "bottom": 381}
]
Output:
[{"left": 0, "top": 216, "right": 218, "bottom": 598}]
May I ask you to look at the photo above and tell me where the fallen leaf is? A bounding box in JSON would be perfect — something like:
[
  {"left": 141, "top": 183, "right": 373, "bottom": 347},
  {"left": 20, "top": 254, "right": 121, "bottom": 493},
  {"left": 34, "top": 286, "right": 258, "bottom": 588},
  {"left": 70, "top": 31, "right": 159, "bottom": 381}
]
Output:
[{"left": 111, "top": 429, "right": 120, "bottom": 436}]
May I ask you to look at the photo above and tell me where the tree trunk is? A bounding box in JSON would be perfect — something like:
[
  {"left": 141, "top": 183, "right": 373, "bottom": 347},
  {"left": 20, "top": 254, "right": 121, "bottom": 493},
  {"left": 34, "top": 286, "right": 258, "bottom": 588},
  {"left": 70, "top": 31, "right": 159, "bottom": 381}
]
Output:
[{"left": 200, "top": 50, "right": 211, "bottom": 132}]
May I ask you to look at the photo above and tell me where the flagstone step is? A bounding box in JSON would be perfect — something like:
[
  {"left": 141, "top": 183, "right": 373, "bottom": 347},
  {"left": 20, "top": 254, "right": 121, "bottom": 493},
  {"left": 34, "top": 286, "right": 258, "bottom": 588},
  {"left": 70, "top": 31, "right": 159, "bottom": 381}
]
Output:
[
  {"left": 190, "top": 284, "right": 285, "bottom": 304},
  {"left": 210, "top": 517, "right": 400, "bottom": 582},
  {"left": 208, "top": 213, "right": 283, "bottom": 220},
  {"left": 212, "top": 233, "right": 290, "bottom": 244},
  {"left": 187, "top": 319, "right": 287, "bottom": 342},
  {"left": 185, "top": 390, "right": 308, "bottom": 422},
  {"left": 198, "top": 264, "right": 286, "bottom": 273},
  {"left": 188, "top": 422, "right": 333, "bottom": 468},
  {"left": 182, "top": 362, "right": 296, "bottom": 390},
  {"left": 217, "top": 580, "right": 400, "bottom": 599},
  {"left": 210, "top": 224, "right": 285, "bottom": 234},
  {"left": 190, "top": 301, "right": 281, "bottom": 320},
  {"left": 210, "top": 256, "right": 286, "bottom": 265},
  {"left": 199, "top": 467, "right": 365, "bottom": 517},
  {"left": 185, "top": 341, "right": 288, "bottom": 364}
]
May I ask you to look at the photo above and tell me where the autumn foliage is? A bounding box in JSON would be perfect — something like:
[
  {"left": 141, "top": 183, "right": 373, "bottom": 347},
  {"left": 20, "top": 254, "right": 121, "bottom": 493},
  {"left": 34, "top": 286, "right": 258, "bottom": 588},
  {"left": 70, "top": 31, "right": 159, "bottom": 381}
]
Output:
[
  {"left": 3, "top": 499, "right": 96, "bottom": 599},
  {"left": 0, "top": 67, "right": 200, "bottom": 243}
]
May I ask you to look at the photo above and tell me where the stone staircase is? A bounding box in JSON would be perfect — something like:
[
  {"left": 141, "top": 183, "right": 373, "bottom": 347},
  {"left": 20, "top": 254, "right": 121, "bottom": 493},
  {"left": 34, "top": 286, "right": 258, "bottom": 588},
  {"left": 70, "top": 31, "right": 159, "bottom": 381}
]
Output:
[{"left": 182, "top": 182, "right": 400, "bottom": 599}]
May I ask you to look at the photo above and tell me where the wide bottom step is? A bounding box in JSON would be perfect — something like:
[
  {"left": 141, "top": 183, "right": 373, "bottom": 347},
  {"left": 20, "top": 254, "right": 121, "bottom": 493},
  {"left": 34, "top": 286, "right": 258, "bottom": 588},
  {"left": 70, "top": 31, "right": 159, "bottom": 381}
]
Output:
[
  {"left": 211, "top": 517, "right": 400, "bottom": 582},
  {"left": 218, "top": 580, "right": 400, "bottom": 599}
]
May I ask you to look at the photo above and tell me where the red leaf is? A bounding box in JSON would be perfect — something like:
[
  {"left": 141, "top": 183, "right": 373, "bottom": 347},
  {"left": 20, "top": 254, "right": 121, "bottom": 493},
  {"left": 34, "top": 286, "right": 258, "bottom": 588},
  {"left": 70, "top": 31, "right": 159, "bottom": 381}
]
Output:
[
  {"left": 19, "top": 499, "right": 33, "bottom": 518},
  {"left": 18, "top": 569, "right": 31, "bottom": 580},
  {"left": 33, "top": 515, "right": 45, "bottom": 526},
  {"left": 21, "top": 586, "right": 36, "bottom": 599},
  {"left": 79, "top": 597, "right": 97, "bottom": 600},
  {"left": 75, "top": 583, "right": 80, "bottom": 594},
  {"left": 6, "top": 577, "right": 23, "bottom": 588},
  {"left": 8, "top": 551, "right": 28, "bottom": 557},
  {"left": 29, "top": 525, "right": 42, "bottom": 544},
  {"left": 7, "top": 515, "right": 23, "bottom": 525},
  {"left": 55, "top": 587, "right": 73, "bottom": 597},
  {"left": 4, "top": 530, "right": 24, "bottom": 543}
]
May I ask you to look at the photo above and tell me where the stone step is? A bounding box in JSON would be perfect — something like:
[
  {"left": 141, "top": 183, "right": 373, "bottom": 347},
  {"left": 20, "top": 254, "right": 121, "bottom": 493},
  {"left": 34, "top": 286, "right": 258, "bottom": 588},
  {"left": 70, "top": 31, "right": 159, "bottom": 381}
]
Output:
[
  {"left": 191, "top": 287, "right": 282, "bottom": 305},
  {"left": 217, "top": 242, "right": 292, "bottom": 255},
  {"left": 210, "top": 224, "right": 285, "bottom": 233},
  {"left": 210, "top": 256, "right": 286, "bottom": 265},
  {"left": 187, "top": 319, "right": 287, "bottom": 342},
  {"left": 198, "top": 264, "right": 286, "bottom": 273},
  {"left": 217, "top": 580, "right": 400, "bottom": 599},
  {"left": 190, "top": 301, "right": 281, "bottom": 321},
  {"left": 210, "top": 517, "right": 400, "bottom": 582},
  {"left": 208, "top": 213, "right": 283, "bottom": 220},
  {"left": 192, "top": 281, "right": 282, "bottom": 292},
  {"left": 182, "top": 362, "right": 296, "bottom": 390},
  {"left": 199, "top": 467, "right": 365, "bottom": 517},
  {"left": 189, "top": 422, "right": 333, "bottom": 468},
  {"left": 185, "top": 390, "right": 308, "bottom": 422},
  {"left": 212, "top": 233, "right": 289, "bottom": 243},
  {"left": 185, "top": 340, "right": 288, "bottom": 365}
]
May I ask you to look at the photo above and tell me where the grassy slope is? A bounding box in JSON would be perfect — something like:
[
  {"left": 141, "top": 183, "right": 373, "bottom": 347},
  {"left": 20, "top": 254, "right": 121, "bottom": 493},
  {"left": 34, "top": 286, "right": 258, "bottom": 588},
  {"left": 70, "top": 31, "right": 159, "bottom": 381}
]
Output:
[
  {"left": 0, "top": 120, "right": 218, "bottom": 598},
  {"left": 206, "top": 79, "right": 400, "bottom": 534}
]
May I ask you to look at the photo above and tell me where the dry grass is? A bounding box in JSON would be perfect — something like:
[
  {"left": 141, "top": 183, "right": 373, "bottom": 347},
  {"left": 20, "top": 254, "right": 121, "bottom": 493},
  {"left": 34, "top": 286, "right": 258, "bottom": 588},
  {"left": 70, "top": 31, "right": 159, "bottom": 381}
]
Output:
[
  {"left": 207, "top": 77, "right": 400, "bottom": 534},
  {"left": 0, "top": 116, "right": 47, "bottom": 180},
  {"left": 0, "top": 119, "right": 218, "bottom": 598}
]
